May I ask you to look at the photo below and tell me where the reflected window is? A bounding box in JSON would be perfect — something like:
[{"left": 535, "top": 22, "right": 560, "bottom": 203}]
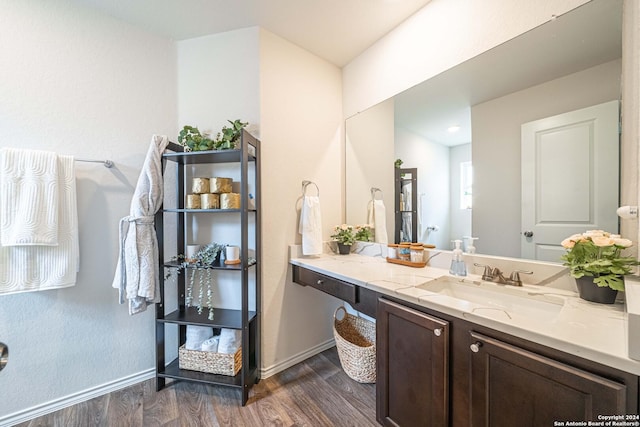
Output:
[{"left": 460, "top": 161, "right": 472, "bottom": 209}]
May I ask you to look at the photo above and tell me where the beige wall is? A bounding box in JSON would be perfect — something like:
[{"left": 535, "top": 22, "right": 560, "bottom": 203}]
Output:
[
  {"left": 259, "top": 29, "right": 344, "bottom": 375},
  {"left": 345, "top": 98, "right": 395, "bottom": 240},
  {"left": 343, "top": 0, "right": 590, "bottom": 118},
  {"left": 621, "top": 0, "right": 640, "bottom": 255}
]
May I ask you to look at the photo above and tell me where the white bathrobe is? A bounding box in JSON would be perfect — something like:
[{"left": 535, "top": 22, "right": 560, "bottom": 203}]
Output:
[{"left": 112, "top": 135, "right": 168, "bottom": 315}]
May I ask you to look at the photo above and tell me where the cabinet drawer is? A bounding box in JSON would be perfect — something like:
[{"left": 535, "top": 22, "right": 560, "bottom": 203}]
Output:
[{"left": 293, "top": 266, "right": 357, "bottom": 305}]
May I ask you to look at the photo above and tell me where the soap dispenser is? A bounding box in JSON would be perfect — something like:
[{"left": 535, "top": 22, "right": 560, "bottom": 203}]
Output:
[
  {"left": 449, "top": 240, "right": 467, "bottom": 276},
  {"left": 463, "top": 236, "right": 479, "bottom": 254}
]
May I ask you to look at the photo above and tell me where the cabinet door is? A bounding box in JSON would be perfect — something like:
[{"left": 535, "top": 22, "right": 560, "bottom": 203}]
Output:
[
  {"left": 469, "top": 331, "right": 626, "bottom": 426},
  {"left": 377, "top": 298, "right": 449, "bottom": 427}
]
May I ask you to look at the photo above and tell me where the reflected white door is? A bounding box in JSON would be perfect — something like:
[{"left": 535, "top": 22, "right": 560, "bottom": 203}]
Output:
[{"left": 521, "top": 100, "right": 619, "bottom": 262}]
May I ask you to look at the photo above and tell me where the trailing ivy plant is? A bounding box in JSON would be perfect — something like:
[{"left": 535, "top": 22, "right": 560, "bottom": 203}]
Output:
[{"left": 166, "top": 242, "right": 225, "bottom": 320}]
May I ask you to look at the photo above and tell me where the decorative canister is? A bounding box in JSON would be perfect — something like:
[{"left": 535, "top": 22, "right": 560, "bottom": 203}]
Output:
[
  {"left": 186, "top": 194, "right": 201, "bottom": 209},
  {"left": 200, "top": 193, "right": 220, "bottom": 209},
  {"left": 185, "top": 245, "right": 201, "bottom": 263},
  {"left": 191, "top": 178, "right": 210, "bottom": 194},
  {"left": 387, "top": 244, "right": 398, "bottom": 259},
  {"left": 209, "top": 177, "right": 233, "bottom": 194},
  {"left": 410, "top": 245, "right": 424, "bottom": 263},
  {"left": 220, "top": 193, "right": 241, "bottom": 209},
  {"left": 398, "top": 243, "right": 411, "bottom": 261}
]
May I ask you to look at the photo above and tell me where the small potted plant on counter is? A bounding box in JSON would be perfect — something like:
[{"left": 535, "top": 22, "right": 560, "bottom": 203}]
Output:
[
  {"left": 354, "top": 224, "right": 373, "bottom": 242},
  {"left": 561, "top": 230, "right": 639, "bottom": 304},
  {"left": 331, "top": 224, "right": 356, "bottom": 255}
]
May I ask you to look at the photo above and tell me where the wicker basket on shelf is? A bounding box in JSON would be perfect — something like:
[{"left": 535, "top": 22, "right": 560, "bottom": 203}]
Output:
[
  {"left": 178, "top": 345, "right": 242, "bottom": 376},
  {"left": 333, "top": 306, "right": 376, "bottom": 383}
]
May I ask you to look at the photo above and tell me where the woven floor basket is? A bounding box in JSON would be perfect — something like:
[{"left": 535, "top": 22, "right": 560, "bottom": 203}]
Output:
[
  {"left": 178, "top": 345, "right": 242, "bottom": 376},
  {"left": 333, "top": 306, "right": 376, "bottom": 383}
]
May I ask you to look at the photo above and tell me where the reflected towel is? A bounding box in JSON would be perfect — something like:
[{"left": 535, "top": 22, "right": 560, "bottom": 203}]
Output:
[
  {"left": 0, "top": 148, "right": 59, "bottom": 246},
  {"left": 299, "top": 195, "right": 323, "bottom": 255},
  {"left": 368, "top": 199, "right": 388, "bottom": 244},
  {"left": 0, "top": 155, "right": 79, "bottom": 294}
]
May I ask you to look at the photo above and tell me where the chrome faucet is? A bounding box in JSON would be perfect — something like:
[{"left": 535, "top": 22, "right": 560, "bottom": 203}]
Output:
[{"left": 474, "top": 263, "right": 532, "bottom": 286}]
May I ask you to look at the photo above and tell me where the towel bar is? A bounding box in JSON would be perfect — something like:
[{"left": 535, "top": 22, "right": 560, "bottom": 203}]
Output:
[{"left": 75, "top": 158, "right": 114, "bottom": 168}]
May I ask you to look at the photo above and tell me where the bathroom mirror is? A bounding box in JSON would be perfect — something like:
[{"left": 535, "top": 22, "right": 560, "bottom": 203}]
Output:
[{"left": 345, "top": 0, "right": 623, "bottom": 261}]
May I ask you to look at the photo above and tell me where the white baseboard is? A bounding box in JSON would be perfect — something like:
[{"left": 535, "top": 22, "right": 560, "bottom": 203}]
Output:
[
  {"left": 260, "top": 338, "right": 335, "bottom": 378},
  {"left": 0, "top": 369, "right": 155, "bottom": 427}
]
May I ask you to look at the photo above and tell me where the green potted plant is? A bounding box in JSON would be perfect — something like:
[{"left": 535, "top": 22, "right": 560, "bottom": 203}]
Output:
[
  {"left": 331, "top": 224, "right": 356, "bottom": 254},
  {"left": 213, "top": 119, "right": 248, "bottom": 150},
  {"left": 561, "top": 230, "right": 639, "bottom": 303},
  {"left": 354, "top": 224, "right": 373, "bottom": 242},
  {"left": 178, "top": 126, "right": 216, "bottom": 152},
  {"left": 178, "top": 120, "right": 248, "bottom": 152}
]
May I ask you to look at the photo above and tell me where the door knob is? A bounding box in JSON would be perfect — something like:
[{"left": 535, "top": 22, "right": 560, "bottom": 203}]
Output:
[
  {"left": 470, "top": 342, "right": 482, "bottom": 353},
  {"left": 433, "top": 328, "right": 442, "bottom": 337},
  {"left": 0, "top": 342, "right": 7, "bottom": 372},
  {"left": 523, "top": 231, "right": 534, "bottom": 238}
]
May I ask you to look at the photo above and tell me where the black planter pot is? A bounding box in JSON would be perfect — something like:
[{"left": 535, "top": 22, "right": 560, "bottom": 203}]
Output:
[
  {"left": 337, "top": 243, "right": 352, "bottom": 255},
  {"left": 575, "top": 276, "right": 619, "bottom": 304}
]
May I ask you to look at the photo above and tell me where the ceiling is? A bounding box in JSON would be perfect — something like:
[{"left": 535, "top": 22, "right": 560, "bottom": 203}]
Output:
[
  {"left": 393, "top": 0, "right": 622, "bottom": 146},
  {"left": 71, "top": 0, "right": 432, "bottom": 67}
]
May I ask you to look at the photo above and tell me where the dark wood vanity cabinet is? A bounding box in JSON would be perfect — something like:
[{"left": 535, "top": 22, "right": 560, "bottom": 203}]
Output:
[
  {"left": 377, "top": 298, "right": 450, "bottom": 426},
  {"left": 469, "top": 332, "right": 627, "bottom": 426},
  {"left": 376, "top": 296, "right": 638, "bottom": 426},
  {"left": 292, "top": 266, "right": 639, "bottom": 425}
]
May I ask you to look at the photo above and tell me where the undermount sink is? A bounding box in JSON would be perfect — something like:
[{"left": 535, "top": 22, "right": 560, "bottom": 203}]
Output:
[{"left": 415, "top": 276, "right": 566, "bottom": 320}]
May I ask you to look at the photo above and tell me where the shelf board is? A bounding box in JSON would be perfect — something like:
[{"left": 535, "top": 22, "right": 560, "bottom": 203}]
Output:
[
  {"left": 163, "top": 208, "right": 241, "bottom": 214},
  {"left": 158, "top": 307, "right": 258, "bottom": 328},
  {"left": 163, "top": 259, "right": 256, "bottom": 271},
  {"left": 159, "top": 359, "right": 243, "bottom": 388},
  {"left": 163, "top": 148, "right": 256, "bottom": 165}
]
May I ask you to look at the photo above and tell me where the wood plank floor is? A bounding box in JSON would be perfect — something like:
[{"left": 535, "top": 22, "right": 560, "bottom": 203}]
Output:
[{"left": 16, "top": 347, "right": 377, "bottom": 427}]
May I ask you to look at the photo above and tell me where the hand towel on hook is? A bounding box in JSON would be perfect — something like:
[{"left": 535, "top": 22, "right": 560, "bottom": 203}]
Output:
[
  {"left": 368, "top": 198, "right": 388, "bottom": 244},
  {"left": 299, "top": 182, "right": 323, "bottom": 255}
]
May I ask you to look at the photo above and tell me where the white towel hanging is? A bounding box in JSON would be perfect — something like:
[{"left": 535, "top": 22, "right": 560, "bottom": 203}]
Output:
[
  {"left": 0, "top": 151, "right": 79, "bottom": 294},
  {"left": 299, "top": 180, "right": 323, "bottom": 255}
]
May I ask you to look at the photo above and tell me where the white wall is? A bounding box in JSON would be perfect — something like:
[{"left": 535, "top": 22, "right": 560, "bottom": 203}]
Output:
[
  {"left": 177, "top": 28, "right": 260, "bottom": 135},
  {"left": 449, "top": 143, "right": 472, "bottom": 246},
  {"left": 395, "top": 128, "right": 450, "bottom": 248},
  {"left": 345, "top": 98, "right": 395, "bottom": 241},
  {"left": 259, "top": 29, "right": 344, "bottom": 374},
  {"left": 343, "top": 0, "right": 589, "bottom": 118},
  {"left": 0, "top": 0, "right": 176, "bottom": 420},
  {"left": 471, "top": 59, "right": 621, "bottom": 258}
]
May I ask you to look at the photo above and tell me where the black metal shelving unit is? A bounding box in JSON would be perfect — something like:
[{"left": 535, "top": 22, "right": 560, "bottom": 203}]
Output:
[
  {"left": 154, "top": 130, "right": 261, "bottom": 405},
  {"left": 395, "top": 167, "right": 418, "bottom": 243}
]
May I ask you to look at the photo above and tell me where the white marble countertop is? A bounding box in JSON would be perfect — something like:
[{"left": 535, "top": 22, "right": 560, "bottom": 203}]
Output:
[{"left": 290, "top": 250, "right": 640, "bottom": 376}]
